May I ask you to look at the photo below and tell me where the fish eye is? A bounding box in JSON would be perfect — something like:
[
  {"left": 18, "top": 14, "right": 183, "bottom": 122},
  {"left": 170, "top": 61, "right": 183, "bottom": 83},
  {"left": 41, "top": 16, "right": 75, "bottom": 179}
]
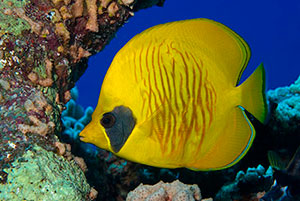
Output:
[{"left": 100, "top": 113, "right": 116, "bottom": 128}]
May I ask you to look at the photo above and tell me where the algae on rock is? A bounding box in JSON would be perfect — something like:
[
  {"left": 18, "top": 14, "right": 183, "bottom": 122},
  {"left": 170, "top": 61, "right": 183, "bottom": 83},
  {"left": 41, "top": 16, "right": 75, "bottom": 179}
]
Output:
[
  {"left": 0, "top": 0, "right": 31, "bottom": 35},
  {"left": 0, "top": 145, "right": 91, "bottom": 201}
]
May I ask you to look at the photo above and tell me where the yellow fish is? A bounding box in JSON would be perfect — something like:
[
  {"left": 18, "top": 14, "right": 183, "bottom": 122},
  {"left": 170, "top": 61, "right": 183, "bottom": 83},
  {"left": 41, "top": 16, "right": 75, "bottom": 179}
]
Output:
[{"left": 79, "top": 18, "right": 267, "bottom": 170}]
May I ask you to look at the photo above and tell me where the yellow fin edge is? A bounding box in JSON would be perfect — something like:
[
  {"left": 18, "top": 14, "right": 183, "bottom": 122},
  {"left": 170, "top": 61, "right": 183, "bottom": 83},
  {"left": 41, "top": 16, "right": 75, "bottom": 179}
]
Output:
[{"left": 217, "top": 106, "right": 256, "bottom": 170}]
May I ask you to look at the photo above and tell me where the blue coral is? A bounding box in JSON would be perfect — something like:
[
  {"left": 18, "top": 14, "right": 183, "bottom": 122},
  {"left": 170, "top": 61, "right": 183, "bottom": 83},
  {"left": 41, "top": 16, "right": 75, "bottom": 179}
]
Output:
[
  {"left": 267, "top": 75, "right": 300, "bottom": 131},
  {"left": 61, "top": 87, "right": 97, "bottom": 155}
]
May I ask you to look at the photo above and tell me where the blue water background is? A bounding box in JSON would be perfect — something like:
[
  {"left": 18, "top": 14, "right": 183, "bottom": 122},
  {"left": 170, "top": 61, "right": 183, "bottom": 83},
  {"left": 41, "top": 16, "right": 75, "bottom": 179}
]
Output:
[{"left": 76, "top": 0, "right": 300, "bottom": 109}]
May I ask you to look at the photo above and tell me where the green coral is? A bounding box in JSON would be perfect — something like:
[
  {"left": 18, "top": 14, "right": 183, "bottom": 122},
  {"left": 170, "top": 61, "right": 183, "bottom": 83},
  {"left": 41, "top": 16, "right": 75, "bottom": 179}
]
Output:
[
  {"left": 0, "top": 0, "right": 31, "bottom": 36},
  {"left": 0, "top": 145, "right": 91, "bottom": 201}
]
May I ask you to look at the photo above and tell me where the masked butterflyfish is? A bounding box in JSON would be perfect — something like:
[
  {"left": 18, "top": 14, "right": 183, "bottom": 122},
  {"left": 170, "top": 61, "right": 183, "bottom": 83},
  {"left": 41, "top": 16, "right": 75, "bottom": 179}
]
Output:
[{"left": 79, "top": 18, "right": 267, "bottom": 171}]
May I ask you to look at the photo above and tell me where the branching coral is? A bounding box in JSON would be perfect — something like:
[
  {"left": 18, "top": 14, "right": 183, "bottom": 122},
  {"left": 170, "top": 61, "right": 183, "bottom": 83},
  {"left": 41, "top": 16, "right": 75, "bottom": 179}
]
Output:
[
  {"left": 61, "top": 87, "right": 94, "bottom": 144},
  {"left": 71, "top": 0, "right": 84, "bottom": 17},
  {"left": 86, "top": 0, "right": 99, "bottom": 32},
  {"left": 27, "top": 59, "right": 55, "bottom": 87},
  {"left": 18, "top": 91, "right": 55, "bottom": 136}
]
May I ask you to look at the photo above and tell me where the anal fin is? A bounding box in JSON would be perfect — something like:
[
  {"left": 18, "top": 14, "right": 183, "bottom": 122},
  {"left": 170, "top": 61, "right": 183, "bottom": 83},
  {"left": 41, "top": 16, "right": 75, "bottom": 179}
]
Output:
[{"left": 195, "top": 106, "right": 255, "bottom": 170}]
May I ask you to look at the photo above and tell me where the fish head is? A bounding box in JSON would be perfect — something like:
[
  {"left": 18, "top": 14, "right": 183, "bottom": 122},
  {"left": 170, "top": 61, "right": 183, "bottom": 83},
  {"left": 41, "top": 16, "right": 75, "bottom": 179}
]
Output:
[
  {"left": 79, "top": 91, "right": 165, "bottom": 166},
  {"left": 79, "top": 80, "right": 140, "bottom": 153},
  {"left": 79, "top": 45, "right": 142, "bottom": 151},
  {"left": 79, "top": 104, "right": 110, "bottom": 150}
]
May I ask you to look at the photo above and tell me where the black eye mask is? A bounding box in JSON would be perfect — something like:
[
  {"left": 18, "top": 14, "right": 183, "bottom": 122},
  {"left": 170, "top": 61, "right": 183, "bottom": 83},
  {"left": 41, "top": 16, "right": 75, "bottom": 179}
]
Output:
[{"left": 100, "top": 106, "right": 136, "bottom": 153}]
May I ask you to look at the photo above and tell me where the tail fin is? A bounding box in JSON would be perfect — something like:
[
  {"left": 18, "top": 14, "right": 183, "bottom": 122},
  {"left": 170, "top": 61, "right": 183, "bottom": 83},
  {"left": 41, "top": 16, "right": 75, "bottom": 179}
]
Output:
[{"left": 239, "top": 63, "right": 268, "bottom": 123}]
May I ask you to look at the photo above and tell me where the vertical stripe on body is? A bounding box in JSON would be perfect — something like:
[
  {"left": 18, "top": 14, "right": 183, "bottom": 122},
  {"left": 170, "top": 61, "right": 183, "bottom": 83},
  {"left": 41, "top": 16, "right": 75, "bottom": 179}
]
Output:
[{"left": 133, "top": 40, "right": 217, "bottom": 158}]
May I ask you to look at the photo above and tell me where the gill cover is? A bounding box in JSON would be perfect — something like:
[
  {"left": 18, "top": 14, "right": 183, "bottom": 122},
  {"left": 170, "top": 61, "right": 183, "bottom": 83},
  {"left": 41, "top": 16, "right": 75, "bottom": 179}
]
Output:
[{"left": 101, "top": 106, "right": 136, "bottom": 152}]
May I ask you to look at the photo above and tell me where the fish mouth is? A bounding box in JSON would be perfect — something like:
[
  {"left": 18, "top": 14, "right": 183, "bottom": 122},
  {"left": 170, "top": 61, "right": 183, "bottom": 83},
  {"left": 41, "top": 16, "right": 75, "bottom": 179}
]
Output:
[
  {"left": 79, "top": 135, "right": 89, "bottom": 143},
  {"left": 78, "top": 132, "right": 86, "bottom": 141}
]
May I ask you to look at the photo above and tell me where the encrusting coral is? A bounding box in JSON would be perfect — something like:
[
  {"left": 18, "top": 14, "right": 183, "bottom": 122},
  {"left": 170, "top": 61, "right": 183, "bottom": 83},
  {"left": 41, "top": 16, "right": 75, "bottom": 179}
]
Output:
[
  {"left": 0, "top": 0, "right": 165, "bottom": 199},
  {"left": 0, "top": 145, "right": 93, "bottom": 200}
]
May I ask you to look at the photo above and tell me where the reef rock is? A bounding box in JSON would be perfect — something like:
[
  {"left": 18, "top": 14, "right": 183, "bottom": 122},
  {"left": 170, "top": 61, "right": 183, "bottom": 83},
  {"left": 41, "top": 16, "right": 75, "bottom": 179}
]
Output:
[
  {"left": 126, "top": 180, "right": 202, "bottom": 201},
  {"left": 0, "top": 0, "right": 165, "bottom": 200},
  {"left": 0, "top": 145, "right": 91, "bottom": 200}
]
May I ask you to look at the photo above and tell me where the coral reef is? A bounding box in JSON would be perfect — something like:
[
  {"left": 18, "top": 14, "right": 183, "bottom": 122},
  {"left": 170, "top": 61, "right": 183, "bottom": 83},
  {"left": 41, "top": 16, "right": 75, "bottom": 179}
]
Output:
[
  {"left": 261, "top": 181, "right": 297, "bottom": 201},
  {"left": 267, "top": 75, "right": 300, "bottom": 132},
  {"left": 61, "top": 87, "right": 95, "bottom": 153},
  {"left": 126, "top": 180, "right": 203, "bottom": 201},
  {"left": 1, "top": 0, "right": 297, "bottom": 200},
  {"left": 0, "top": 0, "right": 165, "bottom": 199},
  {"left": 214, "top": 165, "right": 273, "bottom": 201},
  {"left": 265, "top": 75, "right": 300, "bottom": 156}
]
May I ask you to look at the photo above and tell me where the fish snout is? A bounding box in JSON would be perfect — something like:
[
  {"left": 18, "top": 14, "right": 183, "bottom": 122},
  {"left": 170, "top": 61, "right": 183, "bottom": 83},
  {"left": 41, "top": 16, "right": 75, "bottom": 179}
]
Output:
[{"left": 79, "top": 122, "right": 109, "bottom": 150}]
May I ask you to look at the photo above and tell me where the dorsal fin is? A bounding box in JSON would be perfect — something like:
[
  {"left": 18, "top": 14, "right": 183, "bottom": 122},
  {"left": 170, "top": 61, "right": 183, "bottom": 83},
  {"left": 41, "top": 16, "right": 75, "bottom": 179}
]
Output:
[
  {"left": 122, "top": 18, "right": 251, "bottom": 87},
  {"left": 268, "top": 150, "right": 289, "bottom": 170}
]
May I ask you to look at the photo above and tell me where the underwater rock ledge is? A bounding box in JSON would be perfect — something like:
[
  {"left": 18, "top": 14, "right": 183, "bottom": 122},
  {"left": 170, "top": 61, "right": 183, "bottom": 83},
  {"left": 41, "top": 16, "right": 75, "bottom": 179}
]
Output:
[{"left": 0, "top": 0, "right": 164, "bottom": 200}]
